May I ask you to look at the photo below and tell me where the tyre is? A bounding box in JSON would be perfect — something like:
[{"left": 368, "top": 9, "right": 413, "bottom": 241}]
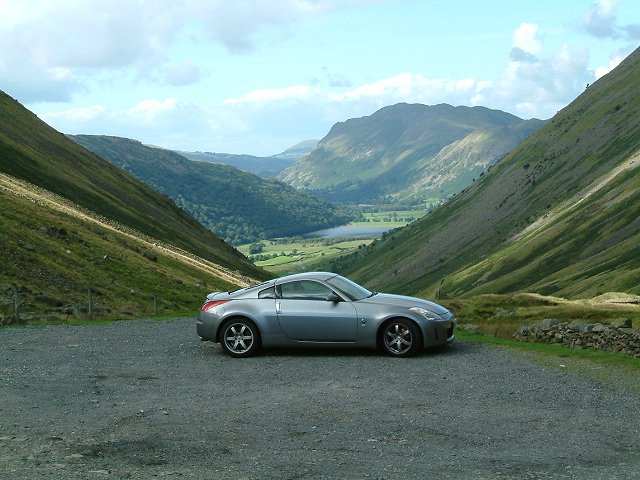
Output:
[
  {"left": 381, "top": 319, "right": 422, "bottom": 357},
  {"left": 220, "top": 319, "right": 260, "bottom": 357}
]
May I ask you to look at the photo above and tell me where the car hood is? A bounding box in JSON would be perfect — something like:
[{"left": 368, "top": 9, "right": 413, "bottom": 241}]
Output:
[{"left": 356, "top": 293, "right": 450, "bottom": 315}]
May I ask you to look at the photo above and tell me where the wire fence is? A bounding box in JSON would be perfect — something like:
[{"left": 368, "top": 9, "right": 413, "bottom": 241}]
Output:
[{"left": 1, "top": 284, "right": 167, "bottom": 325}]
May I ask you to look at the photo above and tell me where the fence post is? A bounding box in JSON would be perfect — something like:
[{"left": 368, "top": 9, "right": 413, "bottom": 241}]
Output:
[
  {"left": 87, "top": 288, "right": 93, "bottom": 321},
  {"left": 11, "top": 284, "right": 20, "bottom": 322}
]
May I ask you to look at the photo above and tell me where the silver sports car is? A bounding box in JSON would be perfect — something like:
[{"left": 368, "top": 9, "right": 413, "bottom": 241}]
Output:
[{"left": 197, "top": 272, "right": 455, "bottom": 357}]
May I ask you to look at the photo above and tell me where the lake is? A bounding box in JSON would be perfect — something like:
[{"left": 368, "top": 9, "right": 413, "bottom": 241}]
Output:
[{"left": 304, "top": 225, "right": 391, "bottom": 239}]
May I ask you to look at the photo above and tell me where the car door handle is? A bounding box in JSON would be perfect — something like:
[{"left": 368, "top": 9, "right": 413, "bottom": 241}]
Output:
[{"left": 276, "top": 302, "right": 281, "bottom": 314}]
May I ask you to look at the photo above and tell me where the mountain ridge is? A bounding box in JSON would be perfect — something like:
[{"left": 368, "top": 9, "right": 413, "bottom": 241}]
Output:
[
  {"left": 177, "top": 139, "right": 317, "bottom": 177},
  {"left": 278, "top": 103, "right": 544, "bottom": 204}
]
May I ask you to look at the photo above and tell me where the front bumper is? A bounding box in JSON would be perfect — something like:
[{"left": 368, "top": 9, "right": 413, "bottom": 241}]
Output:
[{"left": 424, "top": 316, "right": 456, "bottom": 347}]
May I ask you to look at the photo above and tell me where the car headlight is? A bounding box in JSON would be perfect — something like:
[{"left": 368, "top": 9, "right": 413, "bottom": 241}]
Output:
[{"left": 409, "top": 307, "right": 437, "bottom": 320}]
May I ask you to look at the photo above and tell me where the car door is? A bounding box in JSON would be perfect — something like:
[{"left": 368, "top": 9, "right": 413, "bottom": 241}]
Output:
[{"left": 276, "top": 280, "right": 358, "bottom": 341}]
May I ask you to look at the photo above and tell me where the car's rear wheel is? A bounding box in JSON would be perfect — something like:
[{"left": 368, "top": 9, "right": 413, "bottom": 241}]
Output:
[
  {"left": 220, "top": 319, "right": 260, "bottom": 357},
  {"left": 381, "top": 319, "right": 421, "bottom": 357}
]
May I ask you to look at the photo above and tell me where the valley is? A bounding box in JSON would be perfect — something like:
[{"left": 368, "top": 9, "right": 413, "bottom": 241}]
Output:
[
  {"left": 3, "top": 5, "right": 640, "bottom": 478},
  {"left": 237, "top": 209, "right": 428, "bottom": 276},
  {"left": 2, "top": 46, "right": 640, "bottom": 358}
]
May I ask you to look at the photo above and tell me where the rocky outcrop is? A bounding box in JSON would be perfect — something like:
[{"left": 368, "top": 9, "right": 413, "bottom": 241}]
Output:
[{"left": 514, "top": 319, "right": 640, "bottom": 357}]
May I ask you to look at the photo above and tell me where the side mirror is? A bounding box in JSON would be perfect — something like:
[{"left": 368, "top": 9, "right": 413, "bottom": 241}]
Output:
[{"left": 326, "top": 293, "right": 341, "bottom": 303}]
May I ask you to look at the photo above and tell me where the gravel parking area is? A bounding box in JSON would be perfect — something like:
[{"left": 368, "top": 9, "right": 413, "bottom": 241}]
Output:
[{"left": 1, "top": 318, "right": 639, "bottom": 479}]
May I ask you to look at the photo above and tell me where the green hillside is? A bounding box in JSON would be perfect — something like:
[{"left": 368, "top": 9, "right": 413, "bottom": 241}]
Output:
[
  {"left": 278, "top": 103, "right": 543, "bottom": 204},
  {"left": 70, "top": 135, "right": 353, "bottom": 244},
  {"left": 336, "top": 47, "right": 640, "bottom": 300},
  {"left": 0, "top": 179, "right": 241, "bottom": 322}
]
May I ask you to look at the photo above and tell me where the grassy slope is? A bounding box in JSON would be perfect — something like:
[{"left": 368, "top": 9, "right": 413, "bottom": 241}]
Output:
[
  {"left": 0, "top": 186, "right": 239, "bottom": 321},
  {"left": 69, "top": 135, "right": 353, "bottom": 244},
  {"left": 339, "top": 47, "right": 640, "bottom": 299},
  {"left": 0, "top": 91, "right": 266, "bottom": 280}
]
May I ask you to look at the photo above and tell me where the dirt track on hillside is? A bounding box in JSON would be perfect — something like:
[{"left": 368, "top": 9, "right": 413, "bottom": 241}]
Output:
[
  {"left": 1, "top": 318, "right": 639, "bottom": 479},
  {"left": 511, "top": 149, "right": 640, "bottom": 243},
  {"left": 0, "top": 172, "right": 254, "bottom": 286}
]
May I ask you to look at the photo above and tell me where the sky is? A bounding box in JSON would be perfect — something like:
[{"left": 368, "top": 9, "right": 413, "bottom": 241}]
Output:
[{"left": 1, "top": 0, "right": 639, "bottom": 156}]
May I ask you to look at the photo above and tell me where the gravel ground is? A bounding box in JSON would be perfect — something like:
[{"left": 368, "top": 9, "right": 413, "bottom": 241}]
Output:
[{"left": 1, "top": 318, "right": 639, "bottom": 479}]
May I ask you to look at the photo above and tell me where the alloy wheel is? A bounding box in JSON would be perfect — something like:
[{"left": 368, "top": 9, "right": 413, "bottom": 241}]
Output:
[{"left": 223, "top": 322, "right": 255, "bottom": 355}]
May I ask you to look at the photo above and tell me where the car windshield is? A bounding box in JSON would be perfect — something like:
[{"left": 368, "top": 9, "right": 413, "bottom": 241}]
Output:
[{"left": 326, "top": 275, "right": 373, "bottom": 301}]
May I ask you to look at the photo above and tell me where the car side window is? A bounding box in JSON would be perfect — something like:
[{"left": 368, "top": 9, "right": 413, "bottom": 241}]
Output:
[
  {"left": 280, "top": 280, "right": 333, "bottom": 301},
  {"left": 258, "top": 286, "right": 276, "bottom": 299}
]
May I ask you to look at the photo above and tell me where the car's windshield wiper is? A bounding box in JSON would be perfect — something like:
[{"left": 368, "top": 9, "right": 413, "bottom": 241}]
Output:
[{"left": 367, "top": 291, "right": 378, "bottom": 298}]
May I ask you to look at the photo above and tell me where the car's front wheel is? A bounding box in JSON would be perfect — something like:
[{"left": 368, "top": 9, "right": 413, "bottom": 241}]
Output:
[
  {"left": 220, "top": 319, "right": 260, "bottom": 357},
  {"left": 381, "top": 319, "right": 422, "bottom": 357}
]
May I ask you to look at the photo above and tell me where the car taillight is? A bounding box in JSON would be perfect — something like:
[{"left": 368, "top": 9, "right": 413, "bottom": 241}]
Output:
[{"left": 200, "top": 299, "right": 231, "bottom": 312}]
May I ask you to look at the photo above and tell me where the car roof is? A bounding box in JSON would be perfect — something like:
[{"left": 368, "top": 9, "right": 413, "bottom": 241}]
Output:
[
  {"left": 226, "top": 272, "right": 338, "bottom": 298},
  {"left": 275, "top": 272, "right": 336, "bottom": 283}
]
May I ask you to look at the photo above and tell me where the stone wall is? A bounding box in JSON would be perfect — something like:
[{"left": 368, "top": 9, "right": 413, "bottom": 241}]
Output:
[{"left": 514, "top": 318, "right": 640, "bottom": 357}]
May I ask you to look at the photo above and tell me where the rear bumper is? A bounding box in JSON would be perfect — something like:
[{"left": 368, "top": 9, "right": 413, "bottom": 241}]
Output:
[{"left": 196, "top": 312, "right": 222, "bottom": 342}]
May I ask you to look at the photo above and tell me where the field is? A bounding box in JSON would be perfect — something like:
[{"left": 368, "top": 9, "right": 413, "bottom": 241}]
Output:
[
  {"left": 237, "top": 209, "right": 427, "bottom": 276},
  {"left": 238, "top": 237, "right": 375, "bottom": 276},
  {"left": 348, "top": 209, "right": 428, "bottom": 227}
]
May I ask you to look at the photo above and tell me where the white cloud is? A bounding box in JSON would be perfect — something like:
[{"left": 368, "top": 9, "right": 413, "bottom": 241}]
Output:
[
  {"left": 595, "top": 55, "right": 623, "bottom": 78},
  {"left": 0, "top": 0, "right": 182, "bottom": 101},
  {"left": 583, "top": 0, "right": 618, "bottom": 38},
  {"left": 189, "top": 0, "right": 384, "bottom": 53},
  {"left": 127, "top": 98, "right": 179, "bottom": 120},
  {"left": 38, "top": 96, "right": 215, "bottom": 150},
  {"left": 328, "top": 73, "right": 487, "bottom": 105},
  {"left": 41, "top": 105, "right": 106, "bottom": 122},
  {"left": 223, "top": 85, "right": 316, "bottom": 105},
  {"left": 0, "top": 0, "right": 369, "bottom": 102},
  {"left": 624, "top": 23, "right": 640, "bottom": 39},
  {"left": 164, "top": 61, "right": 205, "bottom": 86},
  {"left": 512, "top": 23, "right": 543, "bottom": 57},
  {"left": 582, "top": 0, "right": 640, "bottom": 40},
  {"left": 493, "top": 39, "right": 592, "bottom": 118}
]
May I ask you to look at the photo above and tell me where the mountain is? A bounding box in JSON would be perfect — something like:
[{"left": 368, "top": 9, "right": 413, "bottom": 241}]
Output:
[
  {"left": 0, "top": 90, "right": 268, "bottom": 321},
  {"left": 177, "top": 140, "right": 317, "bottom": 177},
  {"left": 278, "top": 103, "right": 544, "bottom": 204},
  {"left": 335, "top": 47, "right": 640, "bottom": 300},
  {"left": 70, "top": 135, "right": 353, "bottom": 244},
  {"left": 177, "top": 151, "right": 291, "bottom": 177},
  {"left": 273, "top": 139, "right": 319, "bottom": 161}
]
